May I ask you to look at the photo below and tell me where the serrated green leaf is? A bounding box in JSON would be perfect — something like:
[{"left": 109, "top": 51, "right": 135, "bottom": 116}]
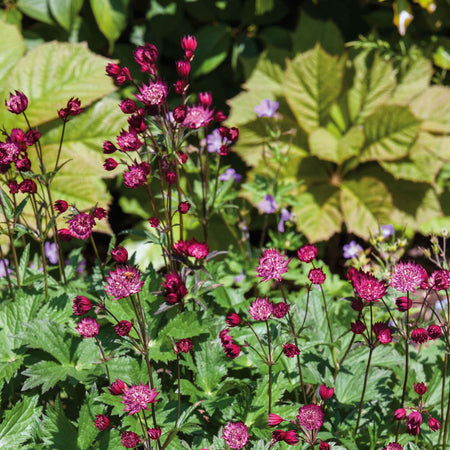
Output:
[
  {"left": 340, "top": 177, "right": 393, "bottom": 238},
  {"left": 42, "top": 397, "right": 78, "bottom": 450},
  {"left": 0, "top": 395, "right": 42, "bottom": 448},
  {"left": 0, "top": 22, "right": 26, "bottom": 87},
  {"left": 284, "top": 45, "right": 342, "bottom": 134},
  {"left": 48, "top": 0, "right": 84, "bottom": 30},
  {"left": 0, "top": 41, "right": 116, "bottom": 130},
  {"left": 191, "top": 24, "right": 232, "bottom": 77},
  {"left": 0, "top": 187, "right": 14, "bottom": 221},
  {"left": 22, "top": 360, "right": 69, "bottom": 392},
  {"left": 359, "top": 105, "right": 420, "bottom": 162},
  {"left": 77, "top": 386, "right": 103, "bottom": 450},
  {"left": 18, "top": 243, "right": 30, "bottom": 284},
  {"left": 159, "top": 311, "right": 205, "bottom": 340},
  {"left": 17, "top": 0, "right": 54, "bottom": 25},
  {"left": 90, "top": 0, "right": 129, "bottom": 52}
]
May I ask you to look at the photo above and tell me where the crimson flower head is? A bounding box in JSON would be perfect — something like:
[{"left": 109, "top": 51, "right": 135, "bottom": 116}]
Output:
[
  {"left": 224, "top": 343, "right": 241, "bottom": 358},
  {"left": 73, "top": 295, "right": 91, "bottom": 315},
  {"left": 175, "top": 338, "right": 193, "bottom": 354},
  {"left": 226, "top": 312, "right": 242, "bottom": 327},
  {"left": 54, "top": 199, "right": 68, "bottom": 214},
  {"left": 103, "top": 158, "right": 118, "bottom": 171},
  {"left": 181, "top": 35, "right": 197, "bottom": 60},
  {"left": 351, "top": 319, "right": 366, "bottom": 334},
  {"left": 297, "top": 404, "right": 324, "bottom": 430},
  {"left": 283, "top": 343, "right": 300, "bottom": 358},
  {"left": 283, "top": 430, "right": 299, "bottom": 445},
  {"left": 161, "top": 271, "right": 188, "bottom": 304},
  {"left": 75, "top": 317, "right": 100, "bottom": 338},
  {"left": 121, "top": 382, "right": 159, "bottom": 415},
  {"left": 351, "top": 298, "right": 364, "bottom": 311},
  {"left": 121, "top": 431, "right": 140, "bottom": 448},
  {"left": 273, "top": 302, "right": 290, "bottom": 319},
  {"left": 149, "top": 216, "right": 160, "bottom": 228},
  {"left": 268, "top": 413, "right": 284, "bottom": 427},
  {"left": 58, "top": 228, "right": 72, "bottom": 242},
  {"left": 105, "top": 265, "right": 144, "bottom": 300},
  {"left": 319, "top": 384, "right": 334, "bottom": 401},
  {"left": 428, "top": 269, "right": 450, "bottom": 291},
  {"left": 111, "top": 246, "right": 128, "bottom": 263},
  {"left": 373, "top": 322, "right": 392, "bottom": 344},
  {"left": 176, "top": 60, "right": 190, "bottom": 78},
  {"left": 428, "top": 324, "right": 442, "bottom": 340},
  {"left": 256, "top": 248, "right": 290, "bottom": 283},
  {"left": 394, "top": 408, "right": 406, "bottom": 420},
  {"left": 136, "top": 80, "right": 168, "bottom": 106},
  {"left": 406, "top": 410, "right": 422, "bottom": 435},
  {"left": 199, "top": 91, "right": 212, "bottom": 107},
  {"left": 147, "top": 427, "right": 162, "bottom": 440},
  {"left": 429, "top": 417, "right": 440, "bottom": 432},
  {"left": 411, "top": 328, "right": 429, "bottom": 344},
  {"left": 182, "top": 104, "right": 214, "bottom": 129},
  {"left": 24, "top": 129, "right": 40, "bottom": 145},
  {"left": 187, "top": 238, "right": 209, "bottom": 259},
  {"left": 173, "top": 105, "right": 187, "bottom": 123},
  {"left": 123, "top": 162, "right": 150, "bottom": 188},
  {"left": 67, "top": 212, "right": 96, "bottom": 240},
  {"left": 297, "top": 244, "right": 318, "bottom": 263},
  {"left": 106, "top": 64, "right": 132, "bottom": 85},
  {"left": 271, "top": 430, "right": 285, "bottom": 442},
  {"left": 134, "top": 43, "right": 159, "bottom": 71},
  {"left": 108, "top": 378, "right": 127, "bottom": 395},
  {"left": 309, "top": 267, "right": 326, "bottom": 285},
  {"left": 382, "top": 443, "right": 403, "bottom": 450},
  {"left": 8, "top": 181, "right": 19, "bottom": 194},
  {"left": 319, "top": 443, "right": 331, "bottom": 450},
  {"left": 117, "top": 128, "right": 142, "bottom": 152},
  {"left": 178, "top": 201, "right": 191, "bottom": 214},
  {"left": 66, "top": 97, "right": 84, "bottom": 116},
  {"left": 92, "top": 207, "right": 107, "bottom": 220},
  {"left": 222, "top": 421, "right": 249, "bottom": 449},
  {"left": 395, "top": 296, "right": 412, "bottom": 312},
  {"left": 5, "top": 90, "right": 28, "bottom": 114},
  {"left": 414, "top": 382, "right": 427, "bottom": 396},
  {"left": 249, "top": 296, "right": 273, "bottom": 321},
  {"left": 94, "top": 414, "right": 110, "bottom": 431},
  {"left": 165, "top": 170, "right": 177, "bottom": 185},
  {"left": 115, "top": 320, "right": 133, "bottom": 337},
  {"left": 103, "top": 140, "right": 117, "bottom": 154},
  {"left": 119, "top": 99, "right": 137, "bottom": 114},
  {"left": 350, "top": 269, "right": 386, "bottom": 302},
  {"left": 19, "top": 179, "right": 37, "bottom": 194},
  {"left": 390, "top": 261, "right": 427, "bottom": 293}
]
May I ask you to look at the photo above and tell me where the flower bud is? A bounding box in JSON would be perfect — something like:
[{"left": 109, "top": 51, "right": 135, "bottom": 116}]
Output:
[
  {"left": 5, "top": 90, "right": 28, "bottom": 114},
  {"left": 111, "top": 246, "right": 128, "bottom": 263},
  {"left": 414, "top": 382, "right": 427, "bottom": 396},
  {"left": 319, "top": 384, "right": 334, "bottom": 400}
]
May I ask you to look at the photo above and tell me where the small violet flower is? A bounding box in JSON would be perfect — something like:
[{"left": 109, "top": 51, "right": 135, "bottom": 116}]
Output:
[
  {"left": 206, "top": 128, "right": 230, "bottom": 153},
  {"left": 0, "top": 258, "right": 12, "bottom": 277},
  {"left": 343, "top": 240, "right": 363, "bottom": 259},
  {"left": 278, "top": 208, "right": 291, "bottom": 232},
  {"left": 219, "top": 168, "right": 242, "bottom": 182},
  {"left": 254, "top": 99, "right": 279, "bottom": 118},
  {"left": 258, "top": 194, "right": 277, "bottom": 214},
  {"left": 44, "top": 242, "right": 59, "bottom": 264},
  {"left": 381, "top": 224, "right": 394, "bottom": 238}
]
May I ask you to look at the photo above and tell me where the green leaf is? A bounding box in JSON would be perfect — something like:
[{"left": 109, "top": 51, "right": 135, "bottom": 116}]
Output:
[
  {"left": 433, "top": 41, "right": 450, "bottom": 70},
  {"left": 22, "top": 360, "right": 69, "bottom": 392},
  {"left": 48, "top": 0, "right": 84, "bottom": 31},
  {"left": 0, "top": 41, "right": 117, "bottom": 130},
  {"left": 359, "top": 105, "right": 420, "bottom": 162},
  {"left": 340, "top": 177, "right": 393, "bottom": 238},
  {"left": 17, "top": 0, "right": 54, "bottom": 25},
  {"left": 292, "top": 11, "right": 344, "bottom": 55},
  {"left": 191, "top": 24, "right": 231, "bottom": 77},
  {"left": 90, "top": 0, "right": 129, "bottom": 52},
  {"left": 158, "top": 311, "right": 205, "bottom": 340},
  {"left": 18, "top": 243, "right": 30, "bottom": 285},
  {"left": 77, "top": 386, "right": 103, "bottom": 450},
  {"left": 0, "top": 22, "right": 26, "bottom": 87},
  {"left": 0, "top": 395, "right": 42, "bottom": 448},
  {"left": 0, "top": 187, "right": 14, "bottom": 221},
  {"left": 410, "top": 86, "right": 450, "bottom": 133},
  {"left": 42, "top": 397, "right": 78, "bottom": 450},
  {"left": 284, "top": 45, "right": 343, "bottom": 133}
]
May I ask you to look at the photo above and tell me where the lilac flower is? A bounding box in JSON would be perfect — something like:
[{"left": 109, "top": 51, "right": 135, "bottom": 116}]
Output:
[
  {"left": 258, "top": 194, "right": 277, "bottom": 214},
  {"left": 278, "top": 208, "right": 291, "bottom": 232},
  {"left": 254, "top": 99, "right": 279, "bottom": 118},
  {"left": 234, "top": 272, "right": 245, "bottom": 284},
  {"left": 0, "top": 258, "right": 12, "bottom": 277},
  {"left": 219, "top": 168, "right": 242, "bottom": 182},
  {"left": 44, "top": 242, "right": 59, "bottom": 264},
  {"left": 206, "top": 128, "right": 230, "bottom": 153},
  {"left": 343, "top": 240, "right": 363, "bottom": 259},
  {"left": 381, "top": 224, "right": 394, "bottom": 238}
]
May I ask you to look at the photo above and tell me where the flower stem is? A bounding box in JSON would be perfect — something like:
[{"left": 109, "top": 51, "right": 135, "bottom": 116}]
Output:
[
  {"left": 176, "top": 353, "right": 181, "bottom": 427},
  {"left": 266, "top": 320, "right": 273, "bottom": 415},
  {"left": 354, "top": 345, "right": 374, "bottom": 435},
  {"left": 94, "top": 336, "right": 110, "bottom": 382}
]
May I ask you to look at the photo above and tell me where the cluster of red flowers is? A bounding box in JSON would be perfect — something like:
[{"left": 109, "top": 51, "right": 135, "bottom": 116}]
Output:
[
  {"left": 161, "top": 271, "right": 188, "bottom": 304},
  {"left": 219, "top": 328, "right": 241, "bottom": 359},
  {"left": 173, "top": 237, "right": 209, "bottom": 260}
]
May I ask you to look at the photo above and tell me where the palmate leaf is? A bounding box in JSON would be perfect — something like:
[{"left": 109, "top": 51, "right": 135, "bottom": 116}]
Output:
[
  {"left": 0, "top": 395, "right": 42, "bottom": 448},
  {"left": 22, "top": 360, "right": 69, "bottom": 393},
  {"left": 77, "top": 386, "right": 103, "bottom": 450},
  {"left": 0, "top": 22, "right": 25, "bottom": 87},
  {"left": 284, "top": 45, "right": 343, "bottom": 134}
]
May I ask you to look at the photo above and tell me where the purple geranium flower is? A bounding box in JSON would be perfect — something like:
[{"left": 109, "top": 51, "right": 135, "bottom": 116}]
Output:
[
  {"left": 343, "top": 240, "right": 363, "bottom": 259},
  {"left": 278, "top": 208, "right": 291, "bottom": 232},
  {"left": 206, "top": 128, "right": 230, "bottom": 153},
  {"left": 0, "top": 258, "right": 12, "bottom": 277},
  {"left": 381, "top": 224, "right": 394, "bottom": 238},
  {"left": 258, "top": 194, "right": 278, "bottom": 214},
  {"left": 219, "top": 168, "right": 242, "bottom": 182},
  {"left": 44, "top": 242, "right": 59, "bottom": 264},
  {"left": 254, "top": 99, "right": 279, "bottom": 118}
]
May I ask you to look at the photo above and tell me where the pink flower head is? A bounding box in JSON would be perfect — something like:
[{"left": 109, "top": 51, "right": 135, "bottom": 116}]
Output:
[
  {"left": 187, "top": 238, "right": 209, "bottom": 259},
  {"left": 382, "top": 444, "right": 403, "bottom": 450},
  {"left": 199, "top": 91, "right": 212, "bottom": 107},
  {"left": 24, "top": 129, "right": 40, "bottom": 145},
  {"left": 149, "top": 216, "right": 160, "bottom": 228},
  {"left": 309, "top": 267, "right": 326, "bottom": 285},
  {"left": 136, "top": 80, "right": 168, "bottom": 106},
  {"left": 268, "top": 413, "right": 284, "bottom": 427},
  {"left": 319, "top": 443, "right": 331, "bottom": 450},
  {"left": 350, "top": 320, "right": 366, "bottom": 335},
  {"left": 105, "top": 265, "right": 144, "bottom": 300},
  {"left": 390, "top": 262, "right": 427, "bottom": 293},
  {"left": 175, "top": 338, "right": 193, "bottom": 354},
  {"left": 249, "top": 297, "right": 273, "bottom": 321},
  {"left": 182, "top": 104, "right": 214, "bottom": 129},
  {"left": 181, "top": 35, "right": 197, "bottom": 60},
  {"left": 411, "top": 328, "right": 429, "bottom": 344},
  {"left": 115, "top": 320, "right": 133, "bottom": 337},
  {"left": 297, "top": 404, "right": 324, "bottom": 431},
  {"left": 226, "top": 312, "right": 242, "bottom": 327},
  {"left": 121, "top": 431, "right": 140, "bottom": 448},
  {"left": 5, "top": 90, "right": 28, "bottom": 114},
  {"left": 429, "top": 417, "right": 440, "bottom": 432},
  {"left": 428, "top": 324, "right": 442, "bottom": 340},
  {"left": 121, "top": 382, "right": 159, "bottom": 415},
  {"left": 73, "top": 295, "right": 92, "bottom": 315},
  {"left": 414, "top": 382, "right": 427, "bottom": 396},
  {"left": 65, "top": 97, "right": 84, "bottom": 116},
  {"left": 350, "top": 270, "right": 386, "bottom": 302},
  {"left": 109, "top": 378, "right": 128, "bottom": 395},
  {"left": 373, "top": 322, "right": 392, "bottom": 344},
  {"left": 92, "top": 207, "right": 107, "bottom": 220},
  {"left": 147, "top": 427, "right": 162, "bottom": 440},
  {"left": 106, "top": 65, "right": 132, "bottom": 85},
  {"left": 94, "top": 414, "right": 110, "bottom": 431},
  {"left": 134, "top": 43, "right": 159, "bottom": 72},
  {"left": 283, "top": 430, "right": 299, "bottom": 444},
  {"left": 273, "top": 302, "right": 290, "bottom": 319},
  {"left": 54, "top": 199, "right": 68, "bottom": 214},
  {"left": 119, "top": 99, "right": 137, "bottom": 114},
  {"left": 394, "top": 408, "right": 406, "bottom": 420},
  {"left": 117, "top": 128, "right": 143, "bottom": 152},
  {"left": 222, "top": 421, "right": 249, "bottom": 449},
  {"left": 19, "top": 179, "right": 37, "bottom": 194},
  {"left": 406, "top": 410, "right": 422, "bottom": 435},
  {"left": 428, "top": 269, "right": 450, "bottom": 291},
  {"left": 111, "top": 246, "right": 129, "bottom": 263},
  {"left": 178, "top": 201, "right": 191, "bottom": 214},
  {"left": 0, "top": 141, "right": 20, "bottom": 165},
  {"left": 256, "top": 248, "right": 291, "bottom": 283},
  {"left": 67, "top": 212, "right": 95, "bottom": 240},
  {"left": 76, "top": 317, "right": 100, "bottom": 338},
  {"left": 395, "top": 296, "right": 412, "bottom": 312},
  {"left": 123, "top": 162, "right": 150, "bottom": 188},
  {"left": 319, "top": 384, "right": 334, "bottom": 401},
  {"left": 224, "top": 343, "right": 241, "bottom": 358},
  {"left": 283, "top": 343, "right": 300, "bottom": 357},
  {"left": 297, "top": 244, "right": 318, "bottom": 263}
]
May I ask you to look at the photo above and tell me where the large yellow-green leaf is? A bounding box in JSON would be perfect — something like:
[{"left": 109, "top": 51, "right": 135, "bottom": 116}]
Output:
[
  {"left": 293, "top": 185, "right": 342, "bottom": 242},
  {"left": 308, "top": 126, "right": 364, "bottom": 164},
  {"left": 284, "top": 45, "right": 343, "bottom": 134},
  {"left": 347, "top": 52, "right": 396, "bottom": 122},
  {"left": 0, "top": 22, "right": 25, "bottom": 87},
  {"left": 0, "top": 41, "right": 116, "bottom": 130},
  {"left": 340, "top": 177, "right": 393, "bottom": 238},
  {"left": 359, "top": 104, "right": 420, "bottom": 162},
  {"left": 410, "top": 86, "right": 450, "bottom": 133}
]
